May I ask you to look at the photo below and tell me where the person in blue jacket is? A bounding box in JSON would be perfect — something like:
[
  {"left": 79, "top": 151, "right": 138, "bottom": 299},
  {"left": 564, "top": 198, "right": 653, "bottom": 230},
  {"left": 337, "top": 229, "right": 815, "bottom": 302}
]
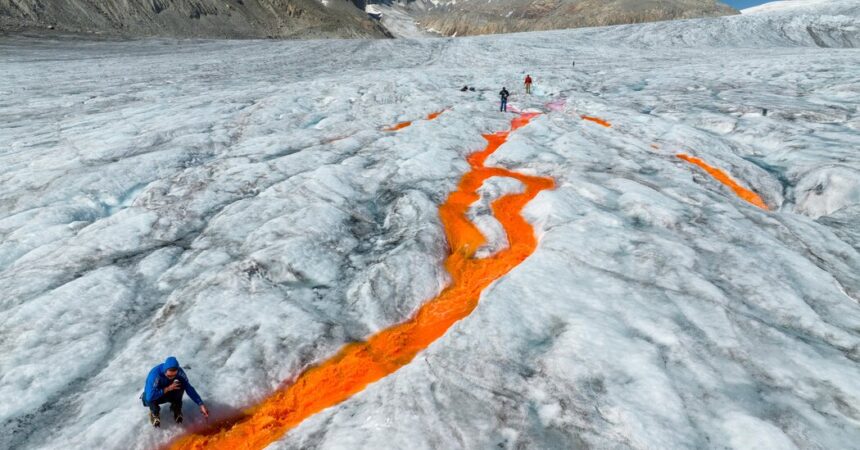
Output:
[{"left": 142, "top": 356, "right": 209, "bottom": 427}]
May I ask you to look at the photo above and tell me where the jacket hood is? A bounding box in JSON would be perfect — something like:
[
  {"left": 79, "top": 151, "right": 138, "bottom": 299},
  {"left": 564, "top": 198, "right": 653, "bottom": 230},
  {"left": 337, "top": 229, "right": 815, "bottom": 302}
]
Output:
[{"left": 162, "top": 356, "right": 180, "bottom": 373}]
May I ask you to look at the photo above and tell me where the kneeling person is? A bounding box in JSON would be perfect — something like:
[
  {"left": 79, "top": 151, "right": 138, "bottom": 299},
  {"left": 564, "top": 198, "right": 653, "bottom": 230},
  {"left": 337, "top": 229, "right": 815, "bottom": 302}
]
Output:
[{"left": 142, "top": 356, "right": 209, "bottom": 427}]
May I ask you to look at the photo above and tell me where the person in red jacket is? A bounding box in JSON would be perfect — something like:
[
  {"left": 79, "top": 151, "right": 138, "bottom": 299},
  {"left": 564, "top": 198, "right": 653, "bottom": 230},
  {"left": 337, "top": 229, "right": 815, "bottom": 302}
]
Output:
[{"left": 524, "top": 74, "right": 533, "bottom": 94}]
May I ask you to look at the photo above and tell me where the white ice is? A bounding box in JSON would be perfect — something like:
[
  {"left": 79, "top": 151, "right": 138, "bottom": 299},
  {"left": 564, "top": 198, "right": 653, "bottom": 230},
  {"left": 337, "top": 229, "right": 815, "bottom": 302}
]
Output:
[
  {"left": 0, "top": 4, "right": 859, "bottom": 450},
  {"left": 743, "top": 0, "right": 860, "bottom": 15}
]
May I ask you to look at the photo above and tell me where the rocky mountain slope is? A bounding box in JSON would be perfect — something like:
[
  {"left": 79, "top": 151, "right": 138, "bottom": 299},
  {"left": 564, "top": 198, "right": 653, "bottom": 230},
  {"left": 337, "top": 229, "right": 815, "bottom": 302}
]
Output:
[
  {"left": 1, "top": 0, "right": 741, "bottom": 39},
  {"left": 415, "top": 0, "right": 738, "bottom": 36},
  {"left": 0, "top": 0, "right": 389, "bottom": 38}
]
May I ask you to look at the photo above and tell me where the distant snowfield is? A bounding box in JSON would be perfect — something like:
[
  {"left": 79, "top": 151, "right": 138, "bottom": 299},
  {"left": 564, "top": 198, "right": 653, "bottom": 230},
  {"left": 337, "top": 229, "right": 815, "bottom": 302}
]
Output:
[
  {"left": 742, "top": 0, "right": 857, "bottom": 15},
  {"left": 1, "top": 5, "right": 859, "bottom": 450}
]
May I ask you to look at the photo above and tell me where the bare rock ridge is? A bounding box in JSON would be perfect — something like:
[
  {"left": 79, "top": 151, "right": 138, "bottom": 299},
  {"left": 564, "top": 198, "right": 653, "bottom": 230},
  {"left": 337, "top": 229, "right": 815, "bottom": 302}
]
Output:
[
  {"left": 0, "top": 0, "right": 389, "bottom": 38},
  {"left": 412, "top": 0, "right": 738, "bottom": 36},
  {"left": 0, "top": 0, "right": 738, "bottom": 38}
]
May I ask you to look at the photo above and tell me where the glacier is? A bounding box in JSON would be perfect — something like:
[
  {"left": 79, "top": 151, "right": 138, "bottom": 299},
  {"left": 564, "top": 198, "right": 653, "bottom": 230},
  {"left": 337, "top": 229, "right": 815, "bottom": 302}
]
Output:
[{"left": 1, "top": 3, "right": 859, "bottom": 449}]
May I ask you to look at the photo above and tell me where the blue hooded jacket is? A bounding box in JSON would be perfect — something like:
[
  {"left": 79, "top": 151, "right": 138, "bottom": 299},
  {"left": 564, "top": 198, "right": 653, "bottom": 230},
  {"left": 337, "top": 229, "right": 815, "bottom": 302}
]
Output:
[{"left": 143, "top": 356, "right": 204, "bottom": 406}]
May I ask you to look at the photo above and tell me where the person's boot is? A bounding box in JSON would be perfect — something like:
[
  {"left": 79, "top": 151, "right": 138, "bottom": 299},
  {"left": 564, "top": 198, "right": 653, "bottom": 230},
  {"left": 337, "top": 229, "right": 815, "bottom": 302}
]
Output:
[
  {"left": 172, "top": 406, "right": 183, "bottom": 424},
  {"left": 149, "top": 412, "right": 161, "bottom": 428}
]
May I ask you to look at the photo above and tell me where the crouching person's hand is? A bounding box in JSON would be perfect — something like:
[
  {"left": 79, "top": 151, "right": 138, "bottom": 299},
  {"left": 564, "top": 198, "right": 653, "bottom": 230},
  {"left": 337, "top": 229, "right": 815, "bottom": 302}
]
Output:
[{"left": 200, "top": 404, "right": 210, "bottom": 418}]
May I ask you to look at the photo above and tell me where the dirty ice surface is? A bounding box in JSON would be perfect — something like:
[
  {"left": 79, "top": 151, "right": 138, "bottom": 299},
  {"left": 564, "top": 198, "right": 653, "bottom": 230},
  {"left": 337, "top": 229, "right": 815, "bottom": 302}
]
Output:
[{"left": 1, "top": 4, "right": 859, "bottom": 450}]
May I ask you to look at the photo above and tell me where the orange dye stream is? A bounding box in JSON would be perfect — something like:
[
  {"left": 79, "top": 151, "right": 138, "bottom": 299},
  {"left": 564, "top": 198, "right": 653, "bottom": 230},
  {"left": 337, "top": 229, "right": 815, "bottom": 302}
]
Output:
[
  {"left": 676, "top": 153, "right": 768, "bottom": 210},
  {"left": 426, "top": 110, "right": 444, "bottom": 120},
  {"left": 580, "top": 115, "right": 611, "bottom": 127},
  {"left": 168, "top": 112, "right": 554, "bottom": 450},
  {"left": 384, "top": 110, "right": 445, "bottom": 131},
  {"left": 384, "top": 121, "right": 413, "bottom": 131}
]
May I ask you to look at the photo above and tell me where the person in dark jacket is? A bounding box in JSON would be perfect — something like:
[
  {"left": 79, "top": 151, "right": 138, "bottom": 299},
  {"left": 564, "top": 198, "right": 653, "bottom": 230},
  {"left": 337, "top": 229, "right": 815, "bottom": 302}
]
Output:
[
  {"left": 524, "top": 75, "right": 533, "bottom": 94},
  {"left": 499, "top": 87, "right": 510, "bottom": 112},
  {"left": 142, "top": 356, "right": 208, "bottom": 427}
]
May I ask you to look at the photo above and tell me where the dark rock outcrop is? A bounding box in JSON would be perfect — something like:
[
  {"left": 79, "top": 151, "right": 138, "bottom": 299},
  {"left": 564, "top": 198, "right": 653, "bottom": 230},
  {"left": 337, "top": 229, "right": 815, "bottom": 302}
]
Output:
[{"left": 0, "top": 0, "right": 389, "bottom": 38}]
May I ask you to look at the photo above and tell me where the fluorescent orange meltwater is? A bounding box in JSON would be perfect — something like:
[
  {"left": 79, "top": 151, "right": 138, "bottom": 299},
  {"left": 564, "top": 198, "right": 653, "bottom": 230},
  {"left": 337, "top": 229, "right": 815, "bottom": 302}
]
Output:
[
  {"left": 167, "top": 112, "right": 554, "bottom": 450},
  {"left": 676, "top": 153, "right": 768, "bottom": 210}
]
